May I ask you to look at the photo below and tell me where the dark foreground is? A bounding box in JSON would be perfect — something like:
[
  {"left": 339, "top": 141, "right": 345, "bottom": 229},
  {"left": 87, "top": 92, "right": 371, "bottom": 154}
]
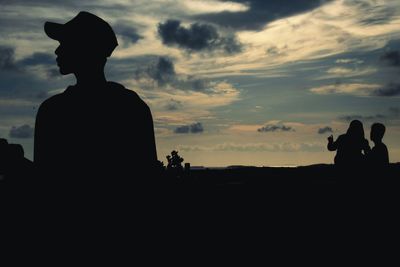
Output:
[
  {"left": 167, "top": 163, "right": 399, "bottom": 188},
  {"left": 2, "top": 162, "right": 399, "bottom": 189},
  {"left": 2, "top": 163, "right": 399, "bottom": 229}
]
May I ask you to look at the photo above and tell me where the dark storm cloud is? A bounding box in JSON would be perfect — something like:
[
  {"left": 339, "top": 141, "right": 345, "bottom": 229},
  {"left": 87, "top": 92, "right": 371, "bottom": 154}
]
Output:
[
  {"left": 174, "top": 122, "right": 204, "bottom": 134},
  {"left": 1, "top": 44, "right": 57, "bottom": 73},
  {"left": 0, "top": 46, "right": 68, "bottom": 101},
  {"left": 193, "top": 0, "right": 333, "bottom": 31},
  {"left": 372, "top": 83, "right": 400, "bottom": 97},
  {"left": 1, "top": 47, "right": 55, "bottom": 73},
  {"left": 174, "top": 125, "right": 190, "bottom": 134},
  {"left": 157, "top": 20, "right": 242, "bottom": 54},
  {"left": 9, "top": 124, "right": 34, "bottom": 139},
  {"left": 114, "top": 24, "right": 143, "bottom": 45},
  {"left": 318, "top": 126, "right": 333, "bottom": 134},
  {"left": 190, "top": 122, "right": 204, "bottom": 133},
  {"left": 18, "top": 52, "right": 59, "bottom": 80},
  {"left": 0, "top": 45, "right": 18, "bottom": 71},
  {"left": 380, "top": 51, "right": 400, "bottom": 67},
  {"left": 131, "top": 56, "right": 212, "bottom": 92},
  {"left": 257, "top": 124, "right": 294, "bottom": 133},
  {"left": 134, "top": 57, "right": 176, "bottom": 86},
  {"left": 18, "top": 52, "right": 55, "bottom": 66}
]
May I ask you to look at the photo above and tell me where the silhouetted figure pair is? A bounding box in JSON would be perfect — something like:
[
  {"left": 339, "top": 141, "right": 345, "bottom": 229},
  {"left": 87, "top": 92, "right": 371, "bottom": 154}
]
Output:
[
  {"left": 33, "top": 11, "right": 157, "bottom": 188},
  {"left": 327, "top": 120, "right": 389, "bottom": 169}
]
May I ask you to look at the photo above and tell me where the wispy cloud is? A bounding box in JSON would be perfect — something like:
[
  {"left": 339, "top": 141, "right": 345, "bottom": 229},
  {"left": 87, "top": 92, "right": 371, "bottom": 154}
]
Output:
[
  {"left": 309, "top": 83, "right": 381, "bottom": 96},
  {"left": 372, "top": 83, "right": 400, "bottom": 97},
  {"left": 337, "top": 107, "right": 400, "bottom": 122},
  {"left": 335, "top": 58, "right": 364, "bottom": 64},
  {"left": 321, "top": 66, "right": 377, "bottom": 78},
  {"left": 177, "top": 142, "right": 324, "bottom": 153}
]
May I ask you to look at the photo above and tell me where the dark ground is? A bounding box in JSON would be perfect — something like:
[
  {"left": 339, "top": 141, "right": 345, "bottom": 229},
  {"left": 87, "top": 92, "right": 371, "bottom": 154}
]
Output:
[{"left": 167, "top": 163, "right": 400, "bottom": 188}]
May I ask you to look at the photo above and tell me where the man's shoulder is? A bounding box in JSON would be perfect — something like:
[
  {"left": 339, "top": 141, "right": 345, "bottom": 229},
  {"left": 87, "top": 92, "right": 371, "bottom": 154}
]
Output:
[
  {"left": 376, "top": 143, "right": 388, "bottom": 152},
  {"left": 108, "top": 82, "right": 149, "bottom": 108},
  {"left": 371, "top": 143, "right": 387, "bottom": 153},
  {"left": 38, "top": 90, "right": 70, "bottom": 111}
]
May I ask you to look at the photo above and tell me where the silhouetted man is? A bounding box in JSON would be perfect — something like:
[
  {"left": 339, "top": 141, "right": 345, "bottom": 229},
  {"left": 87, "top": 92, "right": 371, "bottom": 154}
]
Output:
[
  {"left": 367, "top": 123, "right": 389, "bottom": 168},
  {"left": 35, "top": 12, "right": 157, "bottom": 185}
]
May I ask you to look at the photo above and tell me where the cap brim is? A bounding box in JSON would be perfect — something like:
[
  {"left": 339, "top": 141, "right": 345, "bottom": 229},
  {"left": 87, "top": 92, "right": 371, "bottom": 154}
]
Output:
[{"left": 44, "top": 21, "right": 64, "bottom": 41}]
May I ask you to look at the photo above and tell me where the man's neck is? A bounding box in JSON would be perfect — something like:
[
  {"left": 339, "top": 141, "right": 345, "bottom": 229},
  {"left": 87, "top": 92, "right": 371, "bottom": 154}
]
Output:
[{"left": 75, "top": 71, "right": 107, "bottom": 89}]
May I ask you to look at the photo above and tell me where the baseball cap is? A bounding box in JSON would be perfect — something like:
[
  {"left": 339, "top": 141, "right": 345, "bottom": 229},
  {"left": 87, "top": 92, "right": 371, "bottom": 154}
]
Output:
[{"left": 44, "top": 11, "right": 118, "bottom": 57}]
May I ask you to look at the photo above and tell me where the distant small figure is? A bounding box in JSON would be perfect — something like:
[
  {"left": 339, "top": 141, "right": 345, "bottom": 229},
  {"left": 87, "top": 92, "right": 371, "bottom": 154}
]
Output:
[
  {"left": 327, "top": 120, "right": 370, "bottom": 166},
  {"left": 166, "top": 150, "right": 184, "bottom": 171},
  {"left": 367, "top": 123, "right": 389, "bottom": 167}
]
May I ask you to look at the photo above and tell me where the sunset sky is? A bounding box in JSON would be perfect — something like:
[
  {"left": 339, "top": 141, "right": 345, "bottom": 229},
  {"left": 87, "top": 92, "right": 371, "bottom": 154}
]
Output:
[{"left": 1, "top": 0, "right": 400, "bottom": 166}]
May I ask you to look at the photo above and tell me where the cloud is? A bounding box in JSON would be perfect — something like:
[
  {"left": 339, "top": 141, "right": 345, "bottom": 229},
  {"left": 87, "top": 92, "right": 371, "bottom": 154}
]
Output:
[
  {"left": 131, "top": 56, "right": 238, "bottom": 95},
  {"left": 338, "top": 114, "right": 386, "bottom": 122},
  {"left": 183, "top": 0, "right": 249, "bottom": 14},
  {"left": 174, "top": 122, "right": 204, "bottom": 134},
  {"left": 157, "top": 19, "right": 242, "bottom": 54},
  {"left": 338, "top": 106, "right": 400, "bottom": 123},
  {"left": 335, "top": 58, "right": 364, "bottom": 64},
  {"left": 257, "top": 124, "right": 294, "bottom": 133},
  {"left": 114, "top": 24, "right": 143, "bottom": 46},
  {"left": 190, "top": 122, "right": 204, "bottom": 133},
  {"left": 174, "top": 125, "right": 190, "bottom": 133},
  {"left": 9, "top": 124, "right": 34, "bottom": 138},
  {"left": 318, "top": 126, "right": 333, "bottom": 134},
  {"left": 18, "top": 52, "right": 55, "bottom": 66},
  {"left": 134, "top": 57, "right": 176, "bottom": 86},
  {"left": 310, "top": 81, "right": 400, "bottom": 97},
  {"left": 320, "top": 66, "right": 377, "bottom": 79},
  {"left": 309, "top": 83, "right": 381, "bottom": 96},
  {"left": 372, "top": 83, "right": 400, "bottom": 97},
  {"left": 266, "top": 45, "right": 288, "bottom": 57},
  {"left": 0, "top": 45, "right": 18, "bottom": 71},
  {"left": 380, "top": 50, "right": 400, "bottom": 67},
  {"left": 178, "top": 142, "right": 324, "bottom": 152},
  {"left": 193, "top": 0, "right": 333, "bottom": 30},
  {"left": 165, "top": 99, "right": 183, "bottom": 111},
  {"left": 0, "top": 47, "right": 58, "bottom": 80},
  {"left": 347, "top": 0, "right": 398, "bottom": 26}
]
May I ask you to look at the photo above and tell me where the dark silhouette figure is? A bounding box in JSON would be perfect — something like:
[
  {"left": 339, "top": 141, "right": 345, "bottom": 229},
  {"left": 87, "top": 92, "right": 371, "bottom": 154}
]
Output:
[
  {"left": 35, "top": 12, "right": 157, "bottom": 184},
  {"left": 0, "top": 138, "right": 33, "bottom": 185},
  {"left": 166, "top": 150, "right": 185, "bottom": 181},
  {"left": 367, "top": 123, "right": 389, "bottom": 167},
  {"left": 327, "top": 120, "right": 370, "bottom": 166},
  {"left": 166, "top": 150, "right": 184, "bottom": 171}
]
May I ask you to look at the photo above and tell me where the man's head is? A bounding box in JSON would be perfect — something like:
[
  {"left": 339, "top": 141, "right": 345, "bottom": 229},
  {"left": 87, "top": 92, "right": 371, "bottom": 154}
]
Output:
[
  {"left": 44, "top": 11, "right": 118, "bottom": 75},
  {"left": 370, "top": 123, "right": 385, "bottom": 143}
]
